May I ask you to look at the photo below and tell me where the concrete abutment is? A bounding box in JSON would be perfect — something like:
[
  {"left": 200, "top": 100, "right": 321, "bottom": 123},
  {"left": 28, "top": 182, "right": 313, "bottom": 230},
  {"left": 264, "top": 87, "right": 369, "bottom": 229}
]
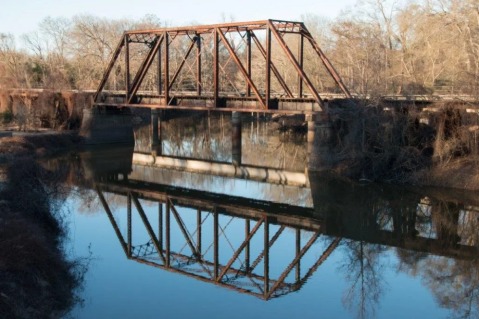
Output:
[{"left": 80, "top": 107, "right": 134, "bottom": 145}]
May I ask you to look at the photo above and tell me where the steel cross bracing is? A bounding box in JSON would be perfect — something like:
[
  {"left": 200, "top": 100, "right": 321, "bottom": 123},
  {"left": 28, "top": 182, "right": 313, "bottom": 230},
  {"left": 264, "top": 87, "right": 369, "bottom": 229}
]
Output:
[
  {"left": 94, "top": 19, "right": 352, "bottom": 114},
  {"left": 96, "top": 188, "right": 341, "bottom": 300}
]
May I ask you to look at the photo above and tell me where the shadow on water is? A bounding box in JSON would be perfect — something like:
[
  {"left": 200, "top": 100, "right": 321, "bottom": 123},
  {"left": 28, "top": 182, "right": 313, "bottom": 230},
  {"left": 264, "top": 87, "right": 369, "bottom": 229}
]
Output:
[{"left": 37, "top": 112, "right": 479, "bottom": 318}]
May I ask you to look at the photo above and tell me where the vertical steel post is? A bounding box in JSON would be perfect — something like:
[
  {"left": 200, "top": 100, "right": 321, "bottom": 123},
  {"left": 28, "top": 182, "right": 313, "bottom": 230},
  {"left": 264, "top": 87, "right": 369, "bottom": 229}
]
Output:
[
  {"left": 296, "top": 229, "right": 301, "bottom": 282},
  {"left": 197, "top": 210, "right": 202, "bottom": 256},
  {"left": 158, "top": 40, "right": 162, "bottom": 95},
  {"left": 196, "top": 35, "right": 202, "bottom": 96},
  {"left": 166, "top": 198, "right": 170, "bottom": 267},
  {"left": 159, "top": 203, "right": 163, "bottom": 250},
  {"left": 298, "top": 33, "right": 304, "bottom": 98},
  {"left": 265, "top": 27, "right": 271, "bottom": 109},
  {"left": 214, "top": 29, "right": 219, "bottom": 108},
  {"left": 245, "top": 219, "right": 250, "bottom": 271},
  {"left": 127, "top": 192, "right": 132, "bottom": 257},
  {"left": 246, "top": 31, "right": 252, "bottom": 97},
  {"left": 164, "top": 32, "right": 169, "bottom": 105},
  {"left": 264, "top": 217, "right": 269, "bottom": 294},
  {"left": 214, "top": 208, "right": 219, "bottom": 280},
  {"left": 125, "top": 35, "right": 130, "bottom": 103}
]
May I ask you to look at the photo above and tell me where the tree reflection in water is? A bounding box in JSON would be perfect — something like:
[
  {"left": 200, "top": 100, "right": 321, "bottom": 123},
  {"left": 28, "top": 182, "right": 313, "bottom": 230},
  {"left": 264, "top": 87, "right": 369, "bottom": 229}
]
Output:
[
  {"left": 0, "top": 159, "right": 89, "bottom": 319},
  {"left": 311, "top": 175, "right": 479, "bottom": 318}
]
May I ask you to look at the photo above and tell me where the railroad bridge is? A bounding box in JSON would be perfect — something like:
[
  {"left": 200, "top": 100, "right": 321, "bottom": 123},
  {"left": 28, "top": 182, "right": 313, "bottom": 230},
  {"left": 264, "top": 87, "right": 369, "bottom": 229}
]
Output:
[{"left": 80, "top": 19, "right": 353, "bottom": 165}]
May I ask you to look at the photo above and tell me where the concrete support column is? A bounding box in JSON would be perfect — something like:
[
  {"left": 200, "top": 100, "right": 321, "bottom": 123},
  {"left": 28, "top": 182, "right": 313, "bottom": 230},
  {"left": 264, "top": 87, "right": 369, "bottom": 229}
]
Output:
[
  {"left": 306, "top": 115, "right": 315, "bottom": 156},
  {"left": 150, "top": 109, "right": 162, "bottom": 155},
  {"left": 232, "top": 111, "right": 242, "bottom": 166},
  {"left": 307, "top": 102, "right": 334, "bottom": 172},
  {"left": 80, "top": 107, "right": 134, "bottom": 145}
]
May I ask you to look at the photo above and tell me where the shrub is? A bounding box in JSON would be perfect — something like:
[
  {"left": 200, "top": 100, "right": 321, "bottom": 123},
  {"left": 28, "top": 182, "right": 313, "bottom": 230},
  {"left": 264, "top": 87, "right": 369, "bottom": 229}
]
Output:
[{"left": 0, "top": 110, "right": 13, "bottom": 124}]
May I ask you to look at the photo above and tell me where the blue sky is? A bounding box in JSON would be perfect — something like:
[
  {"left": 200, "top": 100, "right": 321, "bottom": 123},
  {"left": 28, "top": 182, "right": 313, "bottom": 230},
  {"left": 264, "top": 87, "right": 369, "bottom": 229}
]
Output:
[{"left": 0, "top": 0, "right": 357, "bottom": 36}]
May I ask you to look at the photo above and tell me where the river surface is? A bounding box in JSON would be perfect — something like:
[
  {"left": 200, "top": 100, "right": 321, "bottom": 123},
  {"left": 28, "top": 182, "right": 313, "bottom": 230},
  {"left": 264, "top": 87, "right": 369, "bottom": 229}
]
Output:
[{"left": 41, "top": 113, "right": 479, "bottom": 318}]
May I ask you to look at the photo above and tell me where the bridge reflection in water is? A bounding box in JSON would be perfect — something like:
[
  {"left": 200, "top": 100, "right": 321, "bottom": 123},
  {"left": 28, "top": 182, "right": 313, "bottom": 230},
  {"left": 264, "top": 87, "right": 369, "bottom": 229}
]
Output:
[{"left": 83, "top": 143, "right": 479, "bottom": 304}]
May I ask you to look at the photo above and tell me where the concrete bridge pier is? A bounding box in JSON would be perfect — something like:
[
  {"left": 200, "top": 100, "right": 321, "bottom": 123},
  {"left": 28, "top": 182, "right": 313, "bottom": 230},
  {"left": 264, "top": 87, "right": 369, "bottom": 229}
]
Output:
[
  {"left": 150, "top": 109, "right": 162, "bottom": 155},
  {"left": 80, "top": 107, "right": 134, "bottom": 145},
  {"left": 307, "top": 107, "right": 334, "bottom": 172},
  {"left": 232, "top": 112, "right": 242, "bottom": 166}
]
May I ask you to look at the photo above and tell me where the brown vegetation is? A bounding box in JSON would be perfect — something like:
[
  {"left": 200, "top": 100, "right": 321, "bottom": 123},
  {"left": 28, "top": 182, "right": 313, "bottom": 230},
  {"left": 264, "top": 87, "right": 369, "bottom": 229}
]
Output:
[
  {"left": 0, "top": 90, "right": 93, "bottom": 131},
  {"left": 324, "top": 100, "right": 479, "bottom": 189}
]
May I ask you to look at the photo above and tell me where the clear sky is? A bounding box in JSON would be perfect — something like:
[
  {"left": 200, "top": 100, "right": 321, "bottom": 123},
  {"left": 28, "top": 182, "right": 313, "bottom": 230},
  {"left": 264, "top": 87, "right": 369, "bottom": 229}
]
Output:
[{"left": 0, "top": 0, "right": 357, "bottom": 36}]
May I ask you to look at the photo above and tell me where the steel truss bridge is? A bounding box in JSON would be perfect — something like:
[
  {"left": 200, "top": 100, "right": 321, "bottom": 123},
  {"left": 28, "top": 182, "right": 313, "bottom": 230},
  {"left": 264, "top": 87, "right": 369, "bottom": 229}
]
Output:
[
  {"left": 95, "top": 178, "right": 339, "bottom": 300},
  {"left": 94, "top": 19, "right": 352, "bottom": 114}
]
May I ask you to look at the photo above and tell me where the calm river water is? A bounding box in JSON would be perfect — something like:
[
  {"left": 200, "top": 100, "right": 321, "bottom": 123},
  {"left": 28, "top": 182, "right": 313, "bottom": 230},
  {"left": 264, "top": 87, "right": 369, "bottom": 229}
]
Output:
[{"left": 41, "top": 112, "right": 479, "bottom": 318}]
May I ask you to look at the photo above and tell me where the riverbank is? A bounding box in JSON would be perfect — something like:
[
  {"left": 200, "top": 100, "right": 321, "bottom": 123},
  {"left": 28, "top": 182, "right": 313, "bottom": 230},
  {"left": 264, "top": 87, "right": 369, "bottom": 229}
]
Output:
[
  {"left": 0, "top": 159, "right": 87, "bottom": 318},
  {"left": 0, "top": 132, "right": 83, "bottom": 163}
]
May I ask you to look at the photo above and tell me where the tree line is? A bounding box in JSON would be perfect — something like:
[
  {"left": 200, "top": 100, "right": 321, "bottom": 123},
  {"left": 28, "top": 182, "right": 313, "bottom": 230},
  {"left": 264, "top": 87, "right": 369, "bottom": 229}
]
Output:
[{"left": 0, "top": 0, "right": 477, "bottom": 97}]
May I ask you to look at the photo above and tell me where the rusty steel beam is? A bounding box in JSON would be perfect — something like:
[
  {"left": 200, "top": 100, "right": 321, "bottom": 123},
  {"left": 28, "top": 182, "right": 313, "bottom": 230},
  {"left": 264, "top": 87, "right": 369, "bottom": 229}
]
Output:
[
  {"left": 197, "top": 210, "right": 202, "bottom": 253},
  {"left": 213, "top": 29, "right": 219, "bottom": 108},
  {"left": 94, "top": 36, "right": 125, "bottom": 102},
  {"left": 295, "top": 229, "right": 300, "bottom": 281},
  {"left": 250, "top": 225, "right": 285, "bottom": 271},
  {"left": 158, "top": 41, "right": 162, "bottom": 95},
  {"left": 301, "top": 26, "right": 352, "bottom": 99},
  {"left": 164, "top": 32, "right": 170, "bottom": 105},
  {"left": 267, "top": 232, "right": 321, "bottom": 298},
  {"left": 251, "top": 32, "right": 293, "bottom": 98},
  {"left": 298, "top": 34, "right": 304, "bottom": 98},
  {"left": 267, "top": 20, "right": 323, "bottom": 108},
  {"left": 196, "top": 35, "right": 202, "bottom": 96},
  {"left": 169, "top": 198, "right": 200, "bottom": 257},
  {"left": 124, "top": 20, "right": 306, "bottom": 36},
  {"left": 125, "top": 20, "right": 274, "bottom": 35},
  {"left": 128, "top": 193, "right": 132, "bottom": 257},
  {"left": 217, "top": 217, "right": 265, "bottom": 282},
  {"left": 166, "top": 197, "right": 171, "bottom": 267},
  {"left": 264, "top": 217, "right": 270, "bottom": 294},
  {"left": 217, "top": 29, "right": 266, "bottom": 109},
  {"left": 125, "top": 35, "right": 130, "bottom": 102},
  {"left": 159, "top": 203, "right": 163, "bottom": 250},
  {"left": 128, "top": 35, "right": 164, "bottom": 103},
  {"left": 131, "top": 193, "right": 167, "bottom": 264},
  {"left": 214, "top": 208, "right": 219, "bottom": 280},
  {"left": 95, "top": 102, "right": 319, "bottom": 115},
  {"left": 168, "top": 37, "right": 197, "bottom": 91},
  {"left": 296, "top": 238, "right": 341, "bottom": 288},
  {"left": 96, "top": 188, "right": 129, "bottom": 255},
  {"left": 246, "top": 31, "right": 252, "bottom": 97},
  {"left": 265, "top": 27, "right": 271, "bottom": 108}
]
